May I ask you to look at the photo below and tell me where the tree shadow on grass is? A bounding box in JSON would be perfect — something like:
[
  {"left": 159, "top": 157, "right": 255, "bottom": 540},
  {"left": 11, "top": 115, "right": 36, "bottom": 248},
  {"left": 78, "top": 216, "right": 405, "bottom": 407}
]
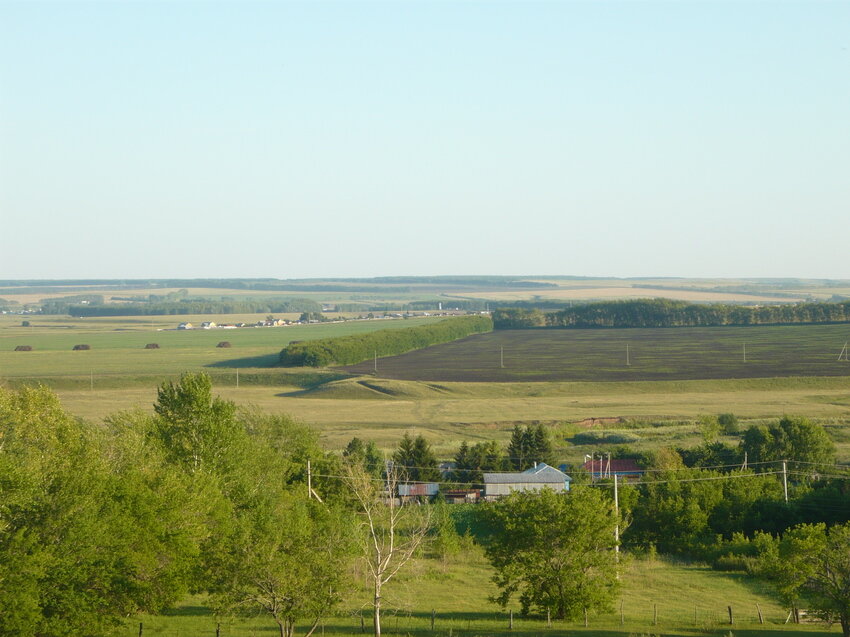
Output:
[
  {"left": 160, "top": 604, "right": 213, "bottom": 617},
  {"left": 205, "top": 354, "right": 281, "bottom": 368}
]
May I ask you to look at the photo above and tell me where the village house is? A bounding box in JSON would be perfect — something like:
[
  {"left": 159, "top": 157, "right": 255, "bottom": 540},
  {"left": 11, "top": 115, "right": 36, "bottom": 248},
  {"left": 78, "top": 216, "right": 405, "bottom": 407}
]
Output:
[
  {"left": 483, "top": 462, "right": 572, "bottom": 501},
  {"left": 581, "top": 457, "right": 644, "bottom": 482}
]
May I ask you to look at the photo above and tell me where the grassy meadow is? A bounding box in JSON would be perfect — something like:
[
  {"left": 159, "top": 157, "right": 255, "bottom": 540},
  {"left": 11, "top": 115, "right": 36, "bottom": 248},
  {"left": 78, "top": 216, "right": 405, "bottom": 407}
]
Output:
[
  {"left": 0, "top": 314, "right": 440, "bottom": 379},
  {"left": 43, "top": 375, "right": 850, "bottom": 465},
  {"left": 126, "top": 551, "right": 828, "bottom": 637}
]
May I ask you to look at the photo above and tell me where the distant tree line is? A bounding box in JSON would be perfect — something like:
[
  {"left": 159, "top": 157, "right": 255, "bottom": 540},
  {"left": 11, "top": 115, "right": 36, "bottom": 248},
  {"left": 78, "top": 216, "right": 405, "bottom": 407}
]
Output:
[
  {"left": 60, "top": 298, "right": 322, "bottom": 317},
  {"left": 493, "top": 299, "right": 850, "bottom": 329},
  {"left": 279, "top": 315, "right": 493, "bottom": 367},
  {"left": 39, "top": 295, "right": 105, "bottom": 313}
]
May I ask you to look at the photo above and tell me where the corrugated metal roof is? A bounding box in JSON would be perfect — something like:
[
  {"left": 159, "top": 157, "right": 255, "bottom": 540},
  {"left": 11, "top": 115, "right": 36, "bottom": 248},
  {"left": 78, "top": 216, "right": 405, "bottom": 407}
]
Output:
[
  {"left": 483, "top": 463, "right": 571, "bottom": 484},
  {"left": 581, "top": 459, "right": 643, "bottom": 474}
]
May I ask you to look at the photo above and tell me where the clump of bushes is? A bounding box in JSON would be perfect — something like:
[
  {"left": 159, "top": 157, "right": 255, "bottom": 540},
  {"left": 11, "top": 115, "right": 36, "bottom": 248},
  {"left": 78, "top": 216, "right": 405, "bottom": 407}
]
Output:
[
  {"left": 72, "top": 344, "right": 91, "bottom": 351},
  {"left": 279, "top": 315, "right": 493, "bottom": 367},
  {"left": 570, "top": 431, "right": 641, "bottom": 445},
  {"left": 216, "top": 341, "right": 232, "bottom": 348},
  {"left": 144, "top": 343, "right": 160, "bottom": 349},
  {"left": 718, "top": 413, "right": 739, "bottom": 434},
  {"left": 14, "top": 345, "right": 33, "bottom": 351}
]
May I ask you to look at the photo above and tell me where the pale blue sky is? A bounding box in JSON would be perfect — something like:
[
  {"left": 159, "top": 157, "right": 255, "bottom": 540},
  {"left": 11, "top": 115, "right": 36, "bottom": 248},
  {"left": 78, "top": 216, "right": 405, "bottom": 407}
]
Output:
[{"left": 1, "top": 1, "right": 848, "bottom": 280}]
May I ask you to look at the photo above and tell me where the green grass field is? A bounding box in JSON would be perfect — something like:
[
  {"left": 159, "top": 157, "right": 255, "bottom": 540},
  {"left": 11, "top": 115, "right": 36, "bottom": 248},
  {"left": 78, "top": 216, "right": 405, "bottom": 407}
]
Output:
[
  {"left": 0, "top": 314, "right": 440, "bottom": 379},
  {"left": 125, "top": 551, "right": 830, "bottom": 637}
]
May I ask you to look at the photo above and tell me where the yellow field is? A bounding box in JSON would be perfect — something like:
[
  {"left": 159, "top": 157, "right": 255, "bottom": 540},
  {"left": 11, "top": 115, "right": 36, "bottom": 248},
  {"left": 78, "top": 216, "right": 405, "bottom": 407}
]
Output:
[{"left": 52, "top": 376, "right": 850, "bottom": 461}]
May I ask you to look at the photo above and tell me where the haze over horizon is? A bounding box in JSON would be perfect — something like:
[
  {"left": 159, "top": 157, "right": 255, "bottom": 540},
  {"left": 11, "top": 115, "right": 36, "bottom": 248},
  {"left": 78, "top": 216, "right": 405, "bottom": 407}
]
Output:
[{"left": 1, "top": 1, "right": 847, "bottom": 281}]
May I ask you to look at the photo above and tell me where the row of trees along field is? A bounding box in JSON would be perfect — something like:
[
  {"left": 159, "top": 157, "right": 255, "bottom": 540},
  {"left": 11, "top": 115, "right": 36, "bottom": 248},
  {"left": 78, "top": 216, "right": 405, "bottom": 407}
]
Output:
[
  {"left": 492, "top": 298, "right": 850, "bottom": 329},
  {"left": 8, "top": 377, "right": 850, "bottom": 635},
  {"left": 278, "top": 315, "right": 493, "bottom": 366}
]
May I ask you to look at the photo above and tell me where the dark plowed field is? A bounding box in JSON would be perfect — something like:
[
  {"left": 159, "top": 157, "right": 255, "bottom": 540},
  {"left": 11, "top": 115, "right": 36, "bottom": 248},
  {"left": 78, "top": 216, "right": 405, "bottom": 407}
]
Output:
[{"left": 342, "top": 325, "right": 850, "bottom": 382}]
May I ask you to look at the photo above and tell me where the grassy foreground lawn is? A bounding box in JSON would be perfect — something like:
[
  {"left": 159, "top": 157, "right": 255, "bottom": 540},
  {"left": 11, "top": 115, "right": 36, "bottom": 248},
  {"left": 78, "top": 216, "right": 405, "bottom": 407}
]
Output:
[{"left": 127, "top": 553, "right": 826, "bottom": 636}]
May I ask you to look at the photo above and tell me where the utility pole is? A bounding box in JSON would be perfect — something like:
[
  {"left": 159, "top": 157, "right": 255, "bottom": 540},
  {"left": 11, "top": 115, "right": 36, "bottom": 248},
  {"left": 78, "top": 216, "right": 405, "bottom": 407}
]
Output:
[
  {"left": 500, "top": 346, "right": 504, "bottom": 369},
  {"left": 306, "top": 459, "right": 323, "bottom": 503},
  {"left": 743, "top": 343, "right": 747, "bottom": 363},
  {"left": 236, "top": 368, "right": 239, "bottom": 388},
  {"left": 614, "top": 474, "right": 620, "bottom": 565},
  {"left": 374, "top": 350, "right": 378, "bottom": 373},
  {"left": 626, "top": 344, "right": 630, "bottom": 366},
  {"left": 782, "top": 460, "right": 788, "bottom": 503}
]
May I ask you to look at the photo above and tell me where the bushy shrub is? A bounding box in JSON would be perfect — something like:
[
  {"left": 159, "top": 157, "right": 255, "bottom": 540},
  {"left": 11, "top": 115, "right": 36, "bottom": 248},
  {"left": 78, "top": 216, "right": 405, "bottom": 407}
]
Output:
[
  {"left": 570, "top": 431, "right": 641, "bottom": 445},
  {"left": 14, "top": 345, "right": 32, "bottom": 351},
  {"left": 718, "top": 413, "right": 740, "bottom": 434},
  {"left": 216, "top": 342, "right": 232, "bottom": 348},
  {"left": 72, "top": 344, "right": 91, "bottom": 351},
  {"left": 713, "top": 554, "right": 751, "bottom": 572},
  {"left": 144, "top": 343, "right": 160, "bottom": 349}
]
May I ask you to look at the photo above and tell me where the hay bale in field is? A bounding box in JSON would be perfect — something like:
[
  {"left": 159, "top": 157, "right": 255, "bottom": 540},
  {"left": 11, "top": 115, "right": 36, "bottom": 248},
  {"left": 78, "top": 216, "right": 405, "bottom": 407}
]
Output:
[
  {"left": 72, "top": 344, "right": 91, "bottom": 351},
  {"left": 144, "top": 343, "right": 160, "bottom": 349},
  {"left": 14, "top": 345, "right": 33, "bottom": 351},
  {"left": 216, "top": 341, "right": 232, "bottom": 348}
]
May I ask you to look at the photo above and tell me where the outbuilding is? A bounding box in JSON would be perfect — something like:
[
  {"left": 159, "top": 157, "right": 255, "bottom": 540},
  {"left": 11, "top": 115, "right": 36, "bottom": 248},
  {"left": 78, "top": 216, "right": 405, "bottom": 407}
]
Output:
[{"left": 483, "top": 463, "right": 571, "bottom": 500}]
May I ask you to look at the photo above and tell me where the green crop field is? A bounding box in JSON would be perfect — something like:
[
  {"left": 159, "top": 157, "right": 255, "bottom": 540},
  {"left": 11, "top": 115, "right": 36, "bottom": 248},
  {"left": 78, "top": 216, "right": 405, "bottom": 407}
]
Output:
[
  {"left": 0, "top": 314, "right": 440, "bottom": 380},
  {"left": 344, "top": 325, "right": 850, "bottom": 382},
  {"left": 126, "top": 551, "right": 829, "bottom": 637}
]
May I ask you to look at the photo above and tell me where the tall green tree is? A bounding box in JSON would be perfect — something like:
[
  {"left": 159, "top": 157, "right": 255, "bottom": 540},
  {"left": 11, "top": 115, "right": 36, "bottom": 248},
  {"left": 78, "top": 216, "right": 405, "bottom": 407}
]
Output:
[
  {"left": 741, "top": 416, "right": 835, "bottom": 467},
  {"left": 0, "top": 386, "right": 205, "bottom": 636},
  {"left": 151, "top": 372, "right": 243, "bottom": 474},
  {"left": 210, "top": 494, "right": 355, "bottom": 637},
  {"left": 507, "top": 424, "right": 554, "bottom": 471},
  {"left": 454, "top": 440, "right": 505, "bottom": 483},
  {"left": 344, "top": 437, "right": 384, "bottom": 478},
  {"left": 392, "top": 433, "right": 440, "bottom": 482},
  {"left": 756, "top": 522, "right": 850, "bottom": 636},
  {"left": 484, "top": 488, "right": 619, "bottom": 619}
]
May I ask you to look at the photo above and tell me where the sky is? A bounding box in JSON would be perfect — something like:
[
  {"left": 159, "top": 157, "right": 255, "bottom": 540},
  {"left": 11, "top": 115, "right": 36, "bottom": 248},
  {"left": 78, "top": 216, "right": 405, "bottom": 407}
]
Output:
[{"left": 1, "top": 0, "right": 848, "bottom": 280}]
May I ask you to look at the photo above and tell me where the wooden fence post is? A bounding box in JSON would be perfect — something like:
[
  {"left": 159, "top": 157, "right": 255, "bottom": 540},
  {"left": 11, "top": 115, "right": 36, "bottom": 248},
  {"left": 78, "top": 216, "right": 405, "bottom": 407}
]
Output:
[
  {"left": 653, "top": 604, "right": 658, "bottom": 626},
  {"left": 509, "top": 610, "right": 513, "bottom": 630},
  {"left": 431, "top": 609, "right": 435, "bottom": 630},
  {"left": 728, "top": 605, "right": 733, "bottom": 625},
  {"left": 216, "top": 622, "right": 221, "bottom": 637},
  {"left": 360, "top": 612, "right": 365, "bottom": 633},
  {"left": 620, "top": 600, "right": 624, "bottom": 626},
  {"left": 757, "top": 603, "right": 764, "bottom": 624}
]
